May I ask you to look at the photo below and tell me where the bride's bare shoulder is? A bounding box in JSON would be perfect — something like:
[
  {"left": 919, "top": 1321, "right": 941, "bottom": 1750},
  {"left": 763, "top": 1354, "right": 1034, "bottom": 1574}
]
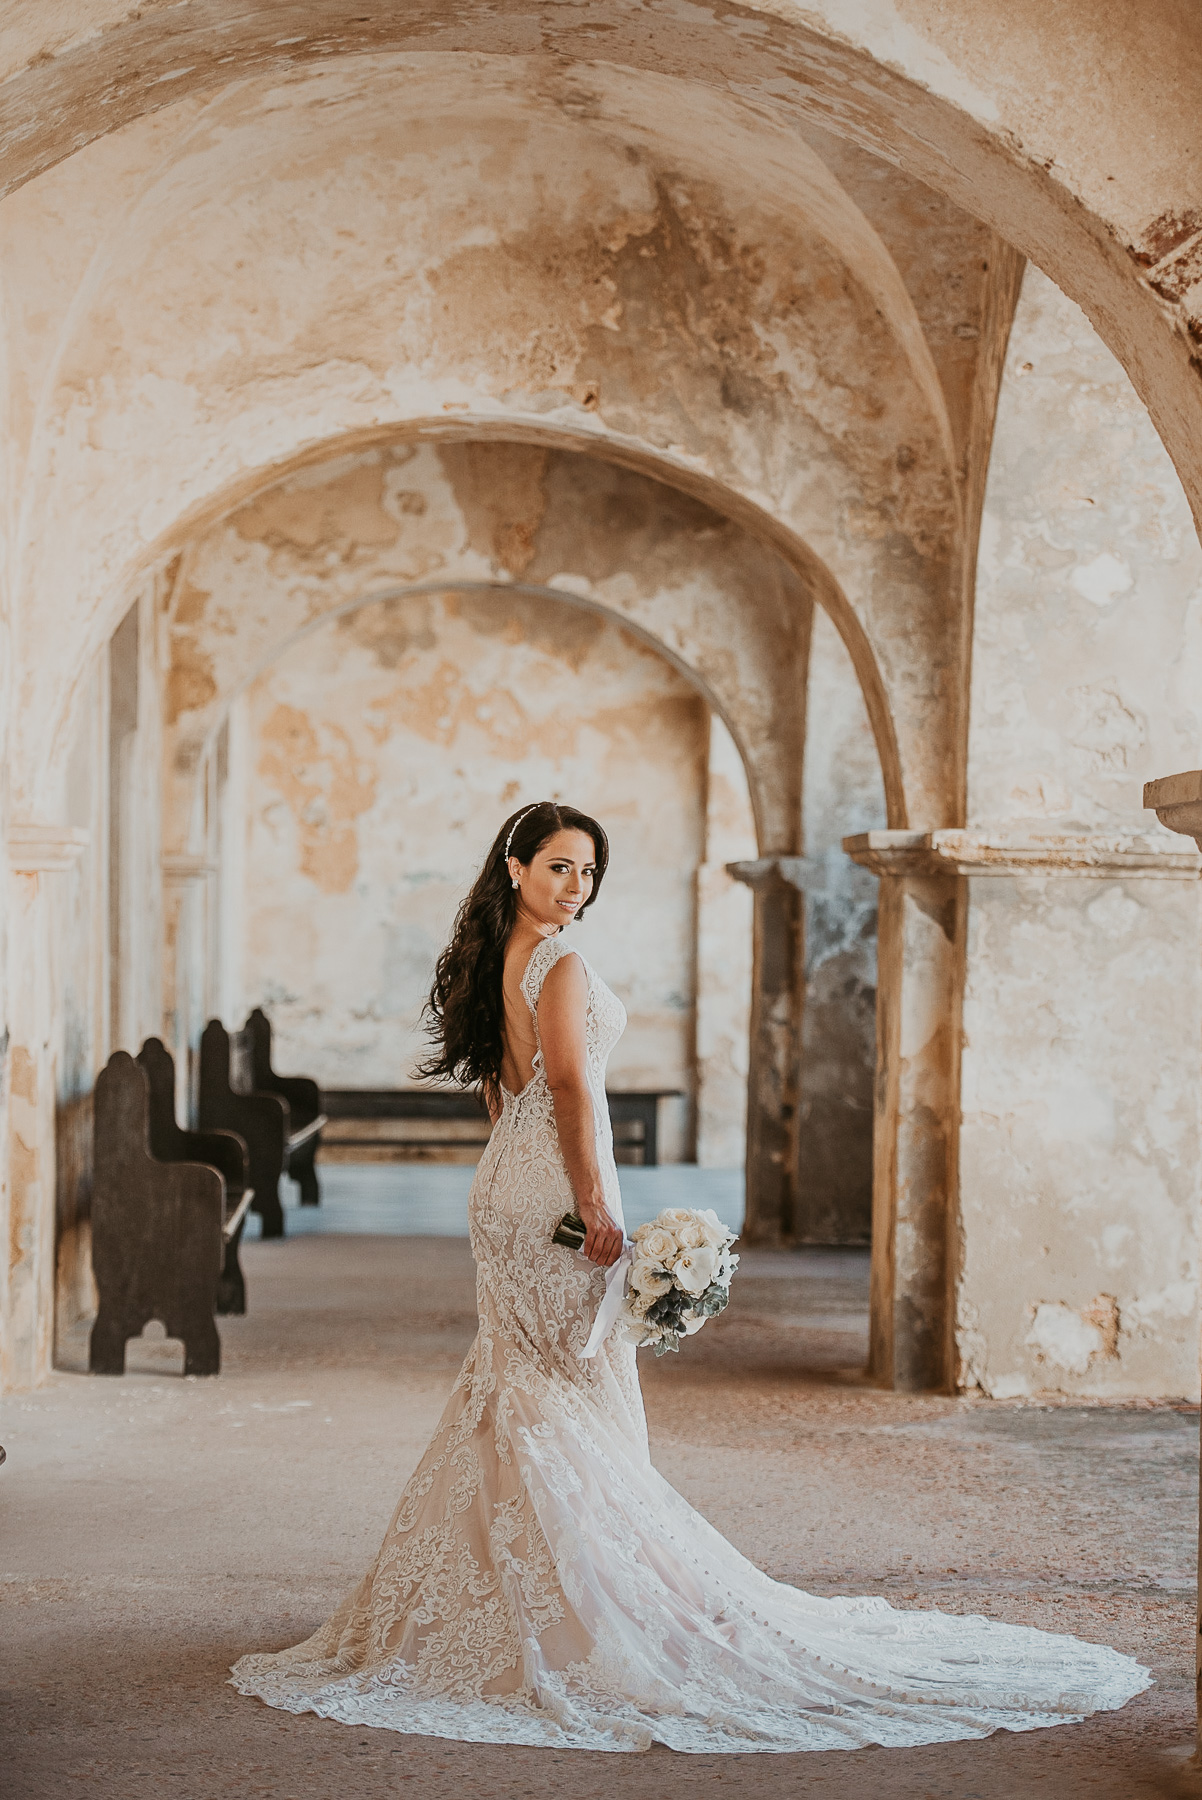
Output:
[{"left": 532, "top": 939, "right": 589, "bottom": 1006}]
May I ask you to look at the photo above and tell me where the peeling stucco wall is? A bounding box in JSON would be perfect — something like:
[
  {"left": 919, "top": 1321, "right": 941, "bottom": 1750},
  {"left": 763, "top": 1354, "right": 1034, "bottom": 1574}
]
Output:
[
  {"left": 237, "top": 588, "right": 709, "bottom": 1156},
  {"left": 959, "top": 265, "right": 1202, "bottom": 1399},
  {"left": 163, "top": 442, "right": 812, "bottom": 861}
]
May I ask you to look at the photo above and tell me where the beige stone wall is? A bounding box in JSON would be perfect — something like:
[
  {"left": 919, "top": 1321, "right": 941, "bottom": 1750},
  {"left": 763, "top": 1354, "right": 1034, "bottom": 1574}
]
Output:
[
  {"left": 236, "top": 588, "right": 709, "bottom": 1155},
  {"left": 958, "top": 266, "right": 1202, "bottom": 1399}
]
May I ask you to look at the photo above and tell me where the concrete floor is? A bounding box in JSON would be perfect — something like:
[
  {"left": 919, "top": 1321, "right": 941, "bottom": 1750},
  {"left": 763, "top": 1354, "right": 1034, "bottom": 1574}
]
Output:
[{"left": 3, "top": 1233, "right": 1200, "bottom": 1799}]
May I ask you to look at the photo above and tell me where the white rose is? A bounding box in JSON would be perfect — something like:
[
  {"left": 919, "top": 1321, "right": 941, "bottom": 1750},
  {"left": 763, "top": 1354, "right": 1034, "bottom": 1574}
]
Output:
[
  {"left": 697, "top": 1210, "right": 730, "bottom": 1248},
  {"left": 635, "top": 1226, "right": 677, "bottom": 1265},
  {"left": 674, "top": 1220, "right": 707, "bottom": 1250},
  {"left": 673, "top": 1245, "right": 719, "bottom": 1296},
  {"left": 630, "top": 1258, "right": 673, "bottom": 1298},
  {"left": 657, "top": 1208, "right": 694, "bottom": 1226}
]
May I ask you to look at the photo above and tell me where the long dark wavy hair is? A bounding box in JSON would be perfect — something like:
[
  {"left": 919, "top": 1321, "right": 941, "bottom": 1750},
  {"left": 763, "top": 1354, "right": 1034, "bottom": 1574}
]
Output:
[{"left": 419, "top": 801, "right": 609, "bottom": 1097}]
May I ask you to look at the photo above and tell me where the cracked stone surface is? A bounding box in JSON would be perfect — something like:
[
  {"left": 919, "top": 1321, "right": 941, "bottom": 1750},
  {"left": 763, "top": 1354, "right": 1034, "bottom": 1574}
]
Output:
[{"left": 3, "top": 1235, "right": 1198, "bottom": 1798}]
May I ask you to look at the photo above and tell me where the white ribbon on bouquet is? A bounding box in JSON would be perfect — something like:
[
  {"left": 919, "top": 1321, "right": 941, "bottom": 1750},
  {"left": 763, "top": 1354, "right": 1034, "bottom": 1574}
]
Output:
[{"left": 579, "top": 1242, "right": 633, "bottom": 1360}]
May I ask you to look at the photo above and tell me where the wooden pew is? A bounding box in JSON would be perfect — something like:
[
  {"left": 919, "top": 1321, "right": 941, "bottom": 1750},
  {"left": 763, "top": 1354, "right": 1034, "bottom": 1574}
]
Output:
[
  {"left": 606, "top": 1091, "right": 682, "bottom": 1166},
  {"left": 320, "top": 1088, "right": 489, "bottom": 1161},
  {"left": 319, "top": 1088, "right": 681, "bottom": 1165},
  {"left": 244, "top": 1008, "right": 326, "bottom": 1206},
  {"left": 90, "top": 1051, "right": 224, "bottom": 1377},
  {"left": 137, "top": 1036, "right": 254, "bottom": 1315},
  {"left": 198, "top": 1019, "right": 289, "bottom": 1238}
]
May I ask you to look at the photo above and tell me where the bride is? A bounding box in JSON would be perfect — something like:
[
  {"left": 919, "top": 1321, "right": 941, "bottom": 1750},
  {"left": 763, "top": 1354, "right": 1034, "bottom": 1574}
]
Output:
[{"left": 231, "top": 800, "right": 1149, "bottom": 1753}]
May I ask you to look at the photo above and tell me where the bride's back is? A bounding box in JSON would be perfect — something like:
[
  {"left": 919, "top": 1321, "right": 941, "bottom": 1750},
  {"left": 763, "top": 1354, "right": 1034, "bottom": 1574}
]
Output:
[{"left": 499, "top": 936, "right": 543, "bottom": 1096}]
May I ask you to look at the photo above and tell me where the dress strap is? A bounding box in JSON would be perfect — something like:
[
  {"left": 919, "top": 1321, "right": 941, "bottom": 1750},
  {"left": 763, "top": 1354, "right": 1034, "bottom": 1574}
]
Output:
[{"left": 519, "top": 933, "right": 579, "bottom": 1016}]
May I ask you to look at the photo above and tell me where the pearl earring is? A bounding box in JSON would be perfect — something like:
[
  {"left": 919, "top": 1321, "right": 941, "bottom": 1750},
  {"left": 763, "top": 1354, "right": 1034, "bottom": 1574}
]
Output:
[{"left": 512, "top": 876, "right": 519, "bottom": 889}]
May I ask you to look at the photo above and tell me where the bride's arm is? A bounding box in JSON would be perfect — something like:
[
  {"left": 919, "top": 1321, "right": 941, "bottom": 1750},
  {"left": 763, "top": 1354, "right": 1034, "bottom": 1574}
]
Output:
[{"left": 539, "top": 954, "right": 624, "bottom": 1268}]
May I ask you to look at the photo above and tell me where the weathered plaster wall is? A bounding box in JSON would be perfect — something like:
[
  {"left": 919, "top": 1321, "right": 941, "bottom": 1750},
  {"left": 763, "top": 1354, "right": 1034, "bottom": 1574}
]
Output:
[
  {"left": 958, "top": 266, "right": 1202, "bottom": 1399},
  {"left": 163, "top": 443, "right": 812, "bottom": 863},
  {"left": 798, "top": 606, "right": 888, "bottom": 1243},
  {"left": 237, "top": 588, "right": 708, "bottom": 1155}
]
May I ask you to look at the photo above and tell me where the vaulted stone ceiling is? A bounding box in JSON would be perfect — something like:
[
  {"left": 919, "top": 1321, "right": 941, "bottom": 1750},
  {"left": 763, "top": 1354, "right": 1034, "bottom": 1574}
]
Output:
[{"left": 1, "top": 45, "right": 1026, "bottom": 851}]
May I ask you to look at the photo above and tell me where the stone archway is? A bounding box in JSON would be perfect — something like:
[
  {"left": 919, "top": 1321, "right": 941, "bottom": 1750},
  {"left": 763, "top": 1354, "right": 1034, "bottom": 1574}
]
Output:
[{"left": 157, "top": 437, "right": 896, "bottom": 1262}]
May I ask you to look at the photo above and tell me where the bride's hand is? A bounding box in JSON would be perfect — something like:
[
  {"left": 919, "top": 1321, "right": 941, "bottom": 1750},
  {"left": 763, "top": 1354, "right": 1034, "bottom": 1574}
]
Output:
[{"left": 579, "top": 1197, "right": 624, "bottom": 1268}]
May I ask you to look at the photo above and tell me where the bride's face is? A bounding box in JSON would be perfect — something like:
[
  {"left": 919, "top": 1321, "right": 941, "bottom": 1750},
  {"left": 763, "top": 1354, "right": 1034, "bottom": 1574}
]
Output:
[{"left": 511, "top": 828, "right": 598, "bottom": 929}]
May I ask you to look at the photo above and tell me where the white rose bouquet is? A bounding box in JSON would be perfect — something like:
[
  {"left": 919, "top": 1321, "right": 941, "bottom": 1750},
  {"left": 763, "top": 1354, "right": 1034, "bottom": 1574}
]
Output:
[
  {"left": 554, "top": 1205, "right": 738, "bottom": 1357},
  {"left": 623, "top": 1207, "right": 738, "bottom": 1353}
]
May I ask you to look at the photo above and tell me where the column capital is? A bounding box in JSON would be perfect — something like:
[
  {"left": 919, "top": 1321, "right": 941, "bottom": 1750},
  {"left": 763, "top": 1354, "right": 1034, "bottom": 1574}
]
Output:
[
  {"left": 7, "top": 823, "right": 89, "bottom": 873},
  {"left": 1144, "top": 771, "right": 1202, "bottom": 849},
  {"left": 844, "top": 827, "right": 1199, "bottom": 880},
  {"left": 725, "top": 856, "right": 823, "bottom": 892}
]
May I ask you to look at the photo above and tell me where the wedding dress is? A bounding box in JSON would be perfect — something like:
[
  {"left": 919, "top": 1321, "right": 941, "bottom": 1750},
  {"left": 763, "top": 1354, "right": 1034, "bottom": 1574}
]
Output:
[{"left": 230, "top": 933, "right": 1149, "bottom": 1753}]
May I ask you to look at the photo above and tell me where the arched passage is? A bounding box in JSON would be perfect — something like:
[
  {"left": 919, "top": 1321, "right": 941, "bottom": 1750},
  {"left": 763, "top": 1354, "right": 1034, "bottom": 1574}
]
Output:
[
  {"left": 189, "top": 580, "right": 759, "bottom": 1173},
  {"left": 4, "top": 62, "right": 957, "bottom": 835}
]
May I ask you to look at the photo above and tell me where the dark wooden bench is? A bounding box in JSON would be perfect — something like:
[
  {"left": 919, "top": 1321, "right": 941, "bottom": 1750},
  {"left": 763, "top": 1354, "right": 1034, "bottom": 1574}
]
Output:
[
  {"left": 90, "top": 1051, "right": 225, "bottom": 1376},
  {"left": 319, "top": 1088, "right": 681, "bottom": 1165},
  {"left": 244, "top": 1008, "right": 326, "bottom": 1206},
  {"left": 137, "top": 1037, "right": 254, "bottom": 1314},
  {"left": 607, "top": 1091, "right": 681, "bottom": 1166},
  {"left": 199, "top": 1020, "right": 288, "bottom": 1238},
  {"left": 321, "top": 1089, "right": 489, "bottom": 1161},
  {"left": 199, "top": 1019, "right": 326, "bottom": 1236}
]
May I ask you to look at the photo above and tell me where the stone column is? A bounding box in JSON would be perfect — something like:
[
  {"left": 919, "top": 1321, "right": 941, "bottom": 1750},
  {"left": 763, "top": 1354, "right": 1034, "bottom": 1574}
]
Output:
[
  {"left": 726, "top": 858, "right": 814, "bottom": 1245},
  {"left": 1143, "top": 772, "right": 1202, "bottom": 1742},
  {"left": 851, "top": 822, "right": 1202, "bottom": 1398},
  {"left": 844, "top": 834, "right": 964, "bottom": 1392},
  {"left": 1, "top": 825, "right": 89, "bottom": 1391},
  {"left": 162, "top": 855, "right": 218, "bottom": 1126}
]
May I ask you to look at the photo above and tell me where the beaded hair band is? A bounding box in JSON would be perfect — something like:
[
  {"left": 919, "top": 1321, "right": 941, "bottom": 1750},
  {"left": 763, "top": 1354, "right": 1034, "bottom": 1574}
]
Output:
[{"left": 503, "top": 804, "right": 541, "bottom": 864}]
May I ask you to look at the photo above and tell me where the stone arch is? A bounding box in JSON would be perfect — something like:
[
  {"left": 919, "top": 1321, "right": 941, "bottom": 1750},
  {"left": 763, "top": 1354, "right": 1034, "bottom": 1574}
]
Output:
[
  {"left": 158, "top": 438, "right": 894, "bottom": 865},
  {"left": 0, "top": 1, "right": 1197, "bottom": 524},
  {"left": 4, "top": 62, "right": 957, "bottom": 838}
]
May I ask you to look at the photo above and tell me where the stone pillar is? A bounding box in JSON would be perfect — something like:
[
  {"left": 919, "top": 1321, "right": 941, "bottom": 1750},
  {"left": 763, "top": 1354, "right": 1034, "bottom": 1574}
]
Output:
[
  {"left": 1, "top": 825, "right": 89, "bottom": 1391},
  {"left": 162, "top": 855, "right": 217, "bottom": 1127},
  {"left": 727, "top": 858, "right": 812, "bottom": 1245},
  {"left": 844, "top": 834, "right": 964, "bottom": 1392},
  {"left": 695, "top": 717, "right": 756, "bottom": 1169},
  {"left": 1143, "top": 771, "right": 1202, "bottom": 1743},
  {"left": 852, "top": 822, "right": 1202, "bottom": 1399}
]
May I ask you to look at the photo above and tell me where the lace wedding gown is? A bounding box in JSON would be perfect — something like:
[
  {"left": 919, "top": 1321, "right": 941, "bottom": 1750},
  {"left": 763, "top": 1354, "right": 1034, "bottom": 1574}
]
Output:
[{"left": 231, "top": 933, "right": 1149, "bottom": 1753}]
